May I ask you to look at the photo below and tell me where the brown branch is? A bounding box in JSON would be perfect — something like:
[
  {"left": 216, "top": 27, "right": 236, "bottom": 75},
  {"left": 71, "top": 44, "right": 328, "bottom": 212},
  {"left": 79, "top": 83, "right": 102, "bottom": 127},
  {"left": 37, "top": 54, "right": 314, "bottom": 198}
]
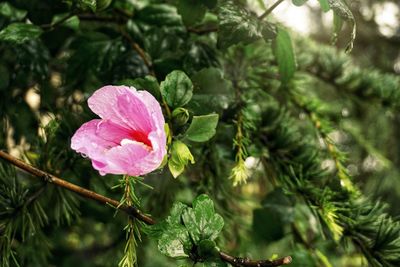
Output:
[
  {"left": 0, "top": 150, "right": 291, "bottom": 267},
  {"left": 118, "top": 29, "right": 173, "bottom": 120},
  {"left": 220, "top": 252, "right": 292, "bottom": 267},
  {"left": 0, "top": 150, "right": 154, "bottom": 225},
  {"left": 119, "top": 28, "right": 155, "bottom": 76},
  {"left": 187, "top": 26, "right": 218, "bottom": 35},
  {"left": 259, "top": 0, "right": 285, "bottom": 20},
  {"left": 41, "top": 14, "right": 76, "bottom": 30}
]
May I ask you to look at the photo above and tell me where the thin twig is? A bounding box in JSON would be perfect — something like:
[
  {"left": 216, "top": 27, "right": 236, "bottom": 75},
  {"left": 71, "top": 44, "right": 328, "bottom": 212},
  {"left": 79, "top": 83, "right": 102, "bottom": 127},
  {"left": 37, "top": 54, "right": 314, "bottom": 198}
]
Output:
[
  {"left": 187, "top": 26, "right": 218, "bottom": 35},
  {"left": 220, "top": 252, "right": 292, "bottom": 267},
  {"left": 119, "top": 28, "right": 154, "bottom": 76},
  {"left": 0, "top": 151, "right": 154, "bottom": 224},
  {"left": 0, "top": 150, "right": 291, "bottom": 267},
  {"left": 259, "top": 0, "right": 285, "bottom": 20},
  {"left": 41, "top": 14, "right": 76, "bottom": 30}
]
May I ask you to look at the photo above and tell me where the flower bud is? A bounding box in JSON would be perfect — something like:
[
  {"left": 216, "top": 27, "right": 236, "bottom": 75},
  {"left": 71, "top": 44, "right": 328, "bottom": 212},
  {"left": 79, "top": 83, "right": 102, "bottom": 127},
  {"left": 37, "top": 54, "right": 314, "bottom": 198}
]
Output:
[{"left": 172, "top": 107, "right": 190, "bottom": 126}]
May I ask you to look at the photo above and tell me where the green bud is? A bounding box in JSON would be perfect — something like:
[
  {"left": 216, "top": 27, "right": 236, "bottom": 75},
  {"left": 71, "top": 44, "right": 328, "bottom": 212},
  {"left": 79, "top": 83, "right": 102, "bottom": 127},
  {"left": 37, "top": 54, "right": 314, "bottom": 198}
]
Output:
[
  {"left": 168, "top": 140, "right": 195, "bottom": 178},
  {"left": 172, "top": 107, "right": 190, "bottom": 126}
]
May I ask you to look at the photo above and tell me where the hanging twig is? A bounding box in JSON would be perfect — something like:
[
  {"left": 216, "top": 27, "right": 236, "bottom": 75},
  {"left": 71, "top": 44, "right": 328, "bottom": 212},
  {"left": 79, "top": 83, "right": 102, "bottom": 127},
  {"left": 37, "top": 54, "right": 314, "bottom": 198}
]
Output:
[
  {"left": 259, "top": 0, "right": 285, "bottom": 20},
  {"left": 0, "top": 150, "right": 292, "bottom": 267}
]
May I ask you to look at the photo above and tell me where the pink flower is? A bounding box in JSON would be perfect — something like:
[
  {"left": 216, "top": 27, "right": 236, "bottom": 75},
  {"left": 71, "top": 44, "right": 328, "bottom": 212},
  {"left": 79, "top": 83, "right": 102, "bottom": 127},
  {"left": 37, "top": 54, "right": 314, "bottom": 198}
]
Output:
[{"left": 71, "top": 86, "right": 167, "bottom": 176}]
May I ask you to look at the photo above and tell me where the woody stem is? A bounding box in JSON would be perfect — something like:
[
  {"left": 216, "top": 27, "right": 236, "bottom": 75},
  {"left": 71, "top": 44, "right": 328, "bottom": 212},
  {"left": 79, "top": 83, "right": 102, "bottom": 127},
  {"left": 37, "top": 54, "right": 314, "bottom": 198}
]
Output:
[{"left": 0, "top": 150, "right": 291, "bottom": 267}]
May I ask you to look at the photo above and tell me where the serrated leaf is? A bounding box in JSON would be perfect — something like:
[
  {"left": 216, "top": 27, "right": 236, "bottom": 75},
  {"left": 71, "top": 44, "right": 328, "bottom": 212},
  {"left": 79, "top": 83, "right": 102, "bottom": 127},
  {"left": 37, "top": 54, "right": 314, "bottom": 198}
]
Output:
[
  {"left": 178, "top": 0, "right": 207, "bottom": 26},
  {"left": 168, "top": 140, "right": 195, "bottom": 178},
  {"left": 161, "top": 70, "right": 193, "bottom": 108},
  {"left": 184, "top": 114, "right": 219, "bottom": 142},
  {"left": 0, "top": 23, "right": 43, "bottom": 44},
  {"left": 182, "top": 194, "right": 224, "bottom": 244},
  {"left": 166, "top": 202, "right": 188, "bottom": 225},
  {"left": 273, "top": 27, "right": 296, "bottom": 86},
  {"left": 217, "top": 1, "right": 276, "bottom": 49},
  {"left": 328, "top": 0, "right": 356, "bottom": 52},
  {"left": 158, "top": 225, "right": 191, "bottom": 259}
]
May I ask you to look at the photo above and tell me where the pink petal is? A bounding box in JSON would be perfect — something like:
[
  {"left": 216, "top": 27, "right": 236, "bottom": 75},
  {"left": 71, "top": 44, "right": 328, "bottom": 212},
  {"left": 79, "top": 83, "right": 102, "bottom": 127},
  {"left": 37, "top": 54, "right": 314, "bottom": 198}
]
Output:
[
  {"left": 71, "top": 119, "right": 131, "bottom": 172},
  {"left": 88, "top": 86, "right": 162, "bottom": 134},
  {"left": 104, "top": 142, "right": 161, "bottom": 176},
  {"left": 75, "top": 85, "right": 167, "bottom": 176},
  {"left": 135, "top": 90, "right": 166, "bottom": 133}
]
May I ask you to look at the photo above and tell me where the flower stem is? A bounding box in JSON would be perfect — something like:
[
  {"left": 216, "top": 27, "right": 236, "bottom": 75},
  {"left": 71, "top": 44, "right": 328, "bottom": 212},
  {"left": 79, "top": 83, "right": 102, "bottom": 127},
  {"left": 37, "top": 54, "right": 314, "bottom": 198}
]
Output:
[{"left": 119, "top": 175, "right": 142, "bottom": 267}]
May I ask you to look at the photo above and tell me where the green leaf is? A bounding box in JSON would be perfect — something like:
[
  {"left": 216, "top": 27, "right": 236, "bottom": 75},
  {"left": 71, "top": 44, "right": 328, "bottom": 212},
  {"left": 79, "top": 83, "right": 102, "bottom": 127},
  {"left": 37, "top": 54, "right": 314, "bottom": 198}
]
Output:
[
  {"left": 0, "top": 23, "right": 43, "bottom": 44},
  {"left": 182, "top": 194, "right": 224, "bottom": 244},
  {"left": 178, "top": 0, "right": 207, "bottom": 26},
  {"left": 192, "top": 68, "right": 232, "bottom": 94},
  {"left": 76, "top": 0, "right": 110, "bottom": 11},
  {"left": 292, "top": 0, "right": 308, "bottom": 6},
  {"left": 189, "top": 68, "right": 234, "bottom": 114},
  {"left": 51, "top": 14, "right": 80, "bottom": 31},
  {"left": 273, "top": 27, "right": 296, "bottom": 86},
  {"left": 77, "top": 0, "right": 97, "bottom": 11},
  {"left": 166, "top": 202, "right": 189, "bottom": 225},
  {"left": 217, "top": 1, "right": 276, "bottom": 49},
  {"left": 96, "top": 0, "right": 112, "bottom": 11},
  {"left": 161, "top": 70, "right": 193, "bottom": 108},
  {"left": 184, "top": 114, "right": 219, "bottom": 142},
  {"left": 124, "top": 75, "right": 161, "bottom": 100},
  {"left": 168, "top": 140, "right": 195, "bottom": 178},
  {"left": 0, "top": 2, "right": 27, "bottom": 20},
  {"left": 318, "top": 0, "right": 331, "bottom": 12},
  {"left": 137, "top": 4, "right": 183, "bottom": 27},
  {"left": 197, "top": 239, "right": 218, "bottom": 258},
  {"left": 328, "top": 0, "right": 356, "bottom": 52},
  {"left": 158, "top": 225, "right": 191, "bottom": 259}
]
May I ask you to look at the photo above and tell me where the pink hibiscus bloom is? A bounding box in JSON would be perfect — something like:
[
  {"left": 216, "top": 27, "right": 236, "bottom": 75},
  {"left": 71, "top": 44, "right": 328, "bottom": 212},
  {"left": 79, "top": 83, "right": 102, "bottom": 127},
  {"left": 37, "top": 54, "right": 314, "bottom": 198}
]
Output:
[{"left": 71, "top": 86, "right": 167, "bottom": 176}]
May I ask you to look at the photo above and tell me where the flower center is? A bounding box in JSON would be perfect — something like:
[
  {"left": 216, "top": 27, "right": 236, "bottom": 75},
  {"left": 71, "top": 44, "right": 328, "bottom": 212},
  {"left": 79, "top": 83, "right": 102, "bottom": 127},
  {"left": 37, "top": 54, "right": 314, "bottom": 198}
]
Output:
[{"left": 120, "top": 130, "right": 153, "bottom": 150}]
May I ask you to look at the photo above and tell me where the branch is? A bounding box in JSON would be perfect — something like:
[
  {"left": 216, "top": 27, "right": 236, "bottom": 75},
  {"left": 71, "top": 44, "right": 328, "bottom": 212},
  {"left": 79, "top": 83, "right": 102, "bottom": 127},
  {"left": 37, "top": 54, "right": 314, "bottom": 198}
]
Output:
[
  {"left": 259, "top": 0, "right": 285, "bottom": 20},
  {"left": 0, "top": 151, "right": 154, "bottom": 225},
  {"left": 220, "top": 252, "right": 292, "bottom": 267},
  {"left": 0, "top": 150, "right": 291, "bottom": 267},
  {"left": 187, "top": 26, "right": 218, "bottom": 35},
  {"left": 118, "top": 28, "right": 155, "bottom": 76}
]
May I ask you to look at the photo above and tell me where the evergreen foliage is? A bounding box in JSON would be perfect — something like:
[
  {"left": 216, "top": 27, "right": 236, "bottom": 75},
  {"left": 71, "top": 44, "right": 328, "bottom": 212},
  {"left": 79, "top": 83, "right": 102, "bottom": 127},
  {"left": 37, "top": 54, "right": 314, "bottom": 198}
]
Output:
[{"left": 0, "top": 0, "right": 399, "bottom": 266}]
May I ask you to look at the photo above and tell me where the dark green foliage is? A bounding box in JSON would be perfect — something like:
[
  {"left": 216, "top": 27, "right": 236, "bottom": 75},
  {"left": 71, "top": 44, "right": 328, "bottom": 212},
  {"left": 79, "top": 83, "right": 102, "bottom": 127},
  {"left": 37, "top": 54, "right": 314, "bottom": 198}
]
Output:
[
  {"left": 217, "top": 0, "right": 276, "bottom": 49},
  {"left": 184, "top": 114, "right": 219, "bottom": 142},
  {"left": 148, "top": 195, "right": 224, "bottom": 265},
  {"left": 161, "top": 70, "right": 193, "bottom": 108},
  {"left": 0, "top": 0, "right": 399, "bottom": 267},
  {"left": 273, "top": 27, "right": 296, "bottom": 86}
]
